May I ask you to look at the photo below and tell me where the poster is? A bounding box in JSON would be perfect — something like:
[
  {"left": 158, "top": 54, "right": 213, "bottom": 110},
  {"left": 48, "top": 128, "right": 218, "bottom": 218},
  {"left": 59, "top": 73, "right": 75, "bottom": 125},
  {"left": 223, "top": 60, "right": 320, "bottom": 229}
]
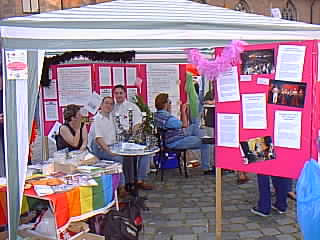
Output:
[
  {"left": 241, "top": 49, "right": 275, "bottom": 75},
  {"left": 44, "top": 101, "right": 59, "bottom": 121},
  {"left": 43, "top": 79, "right": 57, "bottom": 99},
  {"left": 57, "top": 66, "right": 92, "bottom": 106},
  {"left": 216, "top": 67, "right": 240, "bottom": 102},
  {"left": 147, "top": 64, "right": 180, "bottom": 117},
  {"left": 100, "top": 88, "right": 112, "bottom": 97},
  {"left": 5, "top": 50, "right": 28, "bottom": 80},
  {"left": 126, "top": 68, "right": 137, "bottom": 86},
  {"left": 268, "top": 80, "right": 306, "bottom": 108},
  {"left": 217, "top": 113, "right": 239, "bottom": 147},
  {"left": 113, "top": 67, "right": 125, "bottom": 85},
  {"left": 275, "top": 45, "right": 306, "bottom": 82},
  {"left": 242, "top": 93, "right": 267, "bottom": 129},
  {"left": 127, "top": 88, "right": 138, "bottom": 103},
  {"left": 274, "top": 110, "right": 302, "bottom": 149},
  {"left": 240, "top": 136, "right": 276, "bottom": 164},
  {"left": 99, "top": 67, "right": 111, "bottom": 86}
]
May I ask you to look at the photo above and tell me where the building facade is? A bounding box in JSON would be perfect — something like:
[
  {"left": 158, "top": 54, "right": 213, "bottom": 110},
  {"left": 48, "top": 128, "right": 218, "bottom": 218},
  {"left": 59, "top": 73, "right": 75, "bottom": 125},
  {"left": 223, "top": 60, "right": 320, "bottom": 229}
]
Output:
[{"left": 0, "top": 0, "right": 319, "bottom": 24}]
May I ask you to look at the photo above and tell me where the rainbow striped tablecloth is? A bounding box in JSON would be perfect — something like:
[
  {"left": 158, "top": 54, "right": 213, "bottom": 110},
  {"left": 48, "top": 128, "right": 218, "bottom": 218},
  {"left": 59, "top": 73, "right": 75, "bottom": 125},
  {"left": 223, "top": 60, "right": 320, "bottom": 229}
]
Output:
[{"left": 0, "top": 173, "right": 120, "bottom": 233}]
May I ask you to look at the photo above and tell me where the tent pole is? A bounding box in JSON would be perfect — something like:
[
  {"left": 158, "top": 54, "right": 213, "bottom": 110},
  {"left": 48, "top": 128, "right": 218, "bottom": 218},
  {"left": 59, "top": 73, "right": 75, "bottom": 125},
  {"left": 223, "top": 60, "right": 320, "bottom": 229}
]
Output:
[
  {"left": 39, "top": 89, "right": 49, "bottom": 161},
  {"left": 215, "top": 167, "right": 222, "bottom": 240},
  {"left": 3, "top": 50, "right": 20, "bottom": 240}
]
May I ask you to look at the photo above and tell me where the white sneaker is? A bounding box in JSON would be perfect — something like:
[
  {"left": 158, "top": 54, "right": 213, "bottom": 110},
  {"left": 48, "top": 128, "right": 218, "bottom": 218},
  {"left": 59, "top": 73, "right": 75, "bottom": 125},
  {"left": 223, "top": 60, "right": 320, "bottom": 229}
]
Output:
[{"left": 272, "top": 205, "right": 286, "bottom": 214}]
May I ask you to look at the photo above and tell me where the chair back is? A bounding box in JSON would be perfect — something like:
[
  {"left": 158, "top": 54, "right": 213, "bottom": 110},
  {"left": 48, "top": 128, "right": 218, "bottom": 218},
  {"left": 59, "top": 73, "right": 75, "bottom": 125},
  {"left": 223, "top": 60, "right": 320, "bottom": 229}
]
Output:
[{"left": 156, "top": 128, "right": 168, "bottom": 149}]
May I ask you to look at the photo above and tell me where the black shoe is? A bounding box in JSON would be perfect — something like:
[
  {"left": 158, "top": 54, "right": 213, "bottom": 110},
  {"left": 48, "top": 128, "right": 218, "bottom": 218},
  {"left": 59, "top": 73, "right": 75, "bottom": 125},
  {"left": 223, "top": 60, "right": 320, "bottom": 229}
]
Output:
[
  {"left": 250, "top": 207, "right": 270, "bottom": 217},
  {"left": 203, "top": 169, "right": 215, "bottom": 175},
  {"left": 222, "top": 169, "right": 234, "bottom": 176}
]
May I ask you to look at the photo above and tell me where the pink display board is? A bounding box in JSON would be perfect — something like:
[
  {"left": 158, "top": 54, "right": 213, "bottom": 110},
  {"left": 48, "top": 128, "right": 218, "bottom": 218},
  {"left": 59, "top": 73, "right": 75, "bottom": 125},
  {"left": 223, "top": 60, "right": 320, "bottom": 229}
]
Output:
[
  {"left": 41, "top": 63, "right": 147, "bottom": 136},
  {"left": 41, "top": 63, "right": 188, "bottom": 137},
  {"left": 215, "top": 40, "right": 318, "bottom": 179}
]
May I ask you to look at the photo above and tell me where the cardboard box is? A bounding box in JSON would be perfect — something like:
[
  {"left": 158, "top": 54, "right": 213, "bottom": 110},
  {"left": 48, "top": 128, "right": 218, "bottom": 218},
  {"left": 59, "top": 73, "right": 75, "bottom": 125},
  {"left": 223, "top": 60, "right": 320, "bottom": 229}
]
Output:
[{"left": 72, "top": 232, "right": 104, "bottom": 240}]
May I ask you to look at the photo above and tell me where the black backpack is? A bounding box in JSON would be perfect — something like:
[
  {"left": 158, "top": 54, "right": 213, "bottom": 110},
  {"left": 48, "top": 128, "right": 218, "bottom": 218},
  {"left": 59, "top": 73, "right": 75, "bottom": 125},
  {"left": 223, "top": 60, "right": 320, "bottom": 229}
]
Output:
[{"left": 103, "top": 196, "right": 148, "bottom": 240}]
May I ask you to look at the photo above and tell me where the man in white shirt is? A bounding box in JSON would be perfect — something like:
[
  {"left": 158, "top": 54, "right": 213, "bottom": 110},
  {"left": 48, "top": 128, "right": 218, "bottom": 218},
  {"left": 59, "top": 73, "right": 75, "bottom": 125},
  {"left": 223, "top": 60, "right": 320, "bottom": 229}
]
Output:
[{"left": 113, "top": 85, "right": 153, "bottom": 190}]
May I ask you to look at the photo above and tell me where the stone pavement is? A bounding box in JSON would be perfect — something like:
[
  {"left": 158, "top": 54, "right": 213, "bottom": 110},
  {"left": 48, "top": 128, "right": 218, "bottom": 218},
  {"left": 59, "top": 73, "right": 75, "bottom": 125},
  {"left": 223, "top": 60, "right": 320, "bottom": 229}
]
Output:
[
  {"left": 31, "top": 138, "right": 301, "bottom": 240},
  {"left": 138, "top": 169, "right": 300, "bottom": 240}
]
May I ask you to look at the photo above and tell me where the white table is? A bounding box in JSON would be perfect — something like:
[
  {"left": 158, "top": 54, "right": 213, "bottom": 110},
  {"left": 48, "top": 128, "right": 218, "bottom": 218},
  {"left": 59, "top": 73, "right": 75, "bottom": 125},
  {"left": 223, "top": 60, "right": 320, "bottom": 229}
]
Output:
[{"left": 110, "top": 145, "right": 159, "bottom": 194}]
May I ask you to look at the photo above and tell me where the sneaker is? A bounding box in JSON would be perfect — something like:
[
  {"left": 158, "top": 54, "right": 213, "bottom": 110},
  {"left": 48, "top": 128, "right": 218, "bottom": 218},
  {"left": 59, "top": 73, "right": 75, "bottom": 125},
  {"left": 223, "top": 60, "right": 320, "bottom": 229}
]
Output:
[
  {"left": 250, "top": 207, "right": 270, "bottom": 217},
  {"left": 272, "top": 205, "right": 286, "bottom": 214}
]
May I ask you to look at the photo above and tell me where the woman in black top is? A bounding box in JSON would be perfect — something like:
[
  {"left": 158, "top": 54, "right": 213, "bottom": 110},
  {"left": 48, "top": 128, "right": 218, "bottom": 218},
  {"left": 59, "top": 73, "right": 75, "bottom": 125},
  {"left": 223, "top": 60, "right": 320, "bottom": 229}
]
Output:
[{"left": 56, "top": 104, "right": 88, "bottom": 151}]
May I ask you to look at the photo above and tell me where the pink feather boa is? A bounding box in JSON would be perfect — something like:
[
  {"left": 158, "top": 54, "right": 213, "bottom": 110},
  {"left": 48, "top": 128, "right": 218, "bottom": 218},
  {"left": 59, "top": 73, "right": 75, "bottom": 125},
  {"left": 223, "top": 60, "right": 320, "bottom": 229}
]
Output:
[{"left": 186, "top": 40, "right": 247, "bottom": 80}]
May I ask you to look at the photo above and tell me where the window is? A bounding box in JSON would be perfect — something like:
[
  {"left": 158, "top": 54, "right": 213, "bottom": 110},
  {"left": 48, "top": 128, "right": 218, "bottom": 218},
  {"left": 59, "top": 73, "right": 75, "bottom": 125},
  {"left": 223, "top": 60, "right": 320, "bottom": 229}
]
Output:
[
  {"left": 22, "top": 0, "right": 40, "bottom": 14},
  {"left": 234, "top": 0, "right": 251, "bottom": 13},
  {"left": 282, "top": 0, "right": 297, "bottom": 21}
]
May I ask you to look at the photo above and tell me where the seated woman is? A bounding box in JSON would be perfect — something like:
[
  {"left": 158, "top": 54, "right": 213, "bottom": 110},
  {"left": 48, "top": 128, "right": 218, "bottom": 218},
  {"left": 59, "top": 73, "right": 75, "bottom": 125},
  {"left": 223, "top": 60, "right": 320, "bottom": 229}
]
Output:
[
  {"left": 154, "top": 93, "right": 210, "bottom": 174},
  {"left": 89, "top": 96, "right": 128, "bottom": 195},
  {"left": 56, "top": 104, "right": 88, "bottom": 151}
]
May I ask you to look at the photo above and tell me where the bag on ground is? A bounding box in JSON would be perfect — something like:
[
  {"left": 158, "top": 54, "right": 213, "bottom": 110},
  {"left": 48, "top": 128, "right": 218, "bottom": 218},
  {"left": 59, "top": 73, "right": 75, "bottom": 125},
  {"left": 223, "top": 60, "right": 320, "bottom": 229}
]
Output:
[{"left": 103, "top": 196, "right": 148, "bottom": 240}]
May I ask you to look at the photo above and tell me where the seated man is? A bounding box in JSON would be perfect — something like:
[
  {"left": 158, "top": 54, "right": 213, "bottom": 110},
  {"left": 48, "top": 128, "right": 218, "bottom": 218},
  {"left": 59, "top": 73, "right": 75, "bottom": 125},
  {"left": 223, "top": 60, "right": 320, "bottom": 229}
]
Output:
[
  {"left": 113, "top": 85, "right": 153, "bottom": 190},
  {"left": 154, "top": 93, "right": 211, "bottom": 174},
  {"left": 56, "top": 104, "right": 88, "bottom": 152}
]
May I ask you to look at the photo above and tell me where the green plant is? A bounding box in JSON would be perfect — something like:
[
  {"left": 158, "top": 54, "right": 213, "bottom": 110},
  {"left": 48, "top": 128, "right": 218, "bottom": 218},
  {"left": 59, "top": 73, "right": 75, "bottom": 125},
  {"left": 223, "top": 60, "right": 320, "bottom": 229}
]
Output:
[{"left": 132, "top": 95, "right": 154, "bottom": 135}]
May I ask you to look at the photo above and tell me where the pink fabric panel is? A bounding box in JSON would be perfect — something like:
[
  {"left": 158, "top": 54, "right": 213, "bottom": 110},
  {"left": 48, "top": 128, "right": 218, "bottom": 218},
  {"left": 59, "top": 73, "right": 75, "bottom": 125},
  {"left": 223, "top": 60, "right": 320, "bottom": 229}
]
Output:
[{"left": 216, "top": 40, "right": 316, "bottom": 179}]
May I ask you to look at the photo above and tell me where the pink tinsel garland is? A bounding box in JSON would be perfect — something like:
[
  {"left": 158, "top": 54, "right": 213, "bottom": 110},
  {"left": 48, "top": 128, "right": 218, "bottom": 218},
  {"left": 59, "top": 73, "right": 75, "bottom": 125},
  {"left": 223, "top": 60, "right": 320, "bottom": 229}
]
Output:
[{"left": 186, "top": 40, "right": 247, "bottom": 80}]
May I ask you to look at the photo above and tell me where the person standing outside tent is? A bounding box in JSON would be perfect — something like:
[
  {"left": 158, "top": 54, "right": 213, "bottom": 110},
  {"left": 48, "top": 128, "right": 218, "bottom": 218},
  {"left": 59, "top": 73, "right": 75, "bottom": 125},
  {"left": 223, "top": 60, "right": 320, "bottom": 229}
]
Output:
[
  {"left": 251, "top": 174, "right": 290, "bottom": 217},
  {"left": 113, "top": 85, "right": 153, "bottom": 190}
]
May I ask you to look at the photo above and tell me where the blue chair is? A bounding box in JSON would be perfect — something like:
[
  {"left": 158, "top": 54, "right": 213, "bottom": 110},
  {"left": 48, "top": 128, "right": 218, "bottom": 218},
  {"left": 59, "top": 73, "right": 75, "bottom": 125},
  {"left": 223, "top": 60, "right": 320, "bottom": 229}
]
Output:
[{"left": 155, "top": 128, "right": 188, "bottom": 181}]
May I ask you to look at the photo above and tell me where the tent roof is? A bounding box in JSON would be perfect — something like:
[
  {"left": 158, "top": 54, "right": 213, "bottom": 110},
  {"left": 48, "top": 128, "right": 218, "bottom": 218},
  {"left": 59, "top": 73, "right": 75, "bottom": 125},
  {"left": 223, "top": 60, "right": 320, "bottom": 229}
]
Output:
[{"left": 1, "top": 0, "right": 320, "bottom": 50}]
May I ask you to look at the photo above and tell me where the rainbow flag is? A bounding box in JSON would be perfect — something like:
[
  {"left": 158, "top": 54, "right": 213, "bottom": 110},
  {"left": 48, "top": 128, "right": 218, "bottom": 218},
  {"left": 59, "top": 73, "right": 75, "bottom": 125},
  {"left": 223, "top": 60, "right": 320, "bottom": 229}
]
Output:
[{"left": 19, "top": 173, "right": 118, "bottom": 230}]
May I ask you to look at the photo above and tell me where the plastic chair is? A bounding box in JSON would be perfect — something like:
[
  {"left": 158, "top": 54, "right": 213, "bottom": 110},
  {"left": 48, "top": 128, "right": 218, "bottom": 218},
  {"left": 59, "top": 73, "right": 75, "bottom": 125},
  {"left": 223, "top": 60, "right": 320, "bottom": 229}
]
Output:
[{"left": 155, "top": 128, "right": 188, "bottom": 181}]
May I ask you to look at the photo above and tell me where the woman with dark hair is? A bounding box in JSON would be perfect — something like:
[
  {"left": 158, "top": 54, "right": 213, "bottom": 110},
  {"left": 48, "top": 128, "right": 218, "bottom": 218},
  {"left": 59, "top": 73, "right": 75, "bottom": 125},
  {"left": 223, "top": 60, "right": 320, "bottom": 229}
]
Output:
[{"left": 56, "top": 104, "right": 88, "bottom": 151}]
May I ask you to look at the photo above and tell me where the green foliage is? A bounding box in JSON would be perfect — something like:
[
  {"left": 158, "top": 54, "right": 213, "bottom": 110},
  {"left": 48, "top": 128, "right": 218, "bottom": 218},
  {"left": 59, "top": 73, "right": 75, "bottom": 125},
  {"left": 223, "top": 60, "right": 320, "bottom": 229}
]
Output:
[{"left": 132, "top": 95, "right": 154, "bottom": 135}]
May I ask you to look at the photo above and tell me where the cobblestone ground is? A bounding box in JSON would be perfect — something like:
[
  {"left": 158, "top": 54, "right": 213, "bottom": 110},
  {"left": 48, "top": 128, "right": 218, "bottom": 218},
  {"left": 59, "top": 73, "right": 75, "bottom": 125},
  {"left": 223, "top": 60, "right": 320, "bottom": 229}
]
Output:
[
  {"left": 32, "top": 137, "right": 301, "bottom": 240},
  {"left": 139, "top": 169, "right": 300, "bottom": 240}
]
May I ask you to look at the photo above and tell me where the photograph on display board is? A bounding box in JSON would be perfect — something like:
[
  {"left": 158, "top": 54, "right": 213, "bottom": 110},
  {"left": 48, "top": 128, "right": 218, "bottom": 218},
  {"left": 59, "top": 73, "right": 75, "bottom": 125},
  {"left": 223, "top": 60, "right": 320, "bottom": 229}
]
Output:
[
  {"left": 267, "top": 80, "right": 306, "bottom": 108},
  {"left": 240, "top": 136, "right": 276, "bottom": 164},
  {"left": 241, "top": 49, "right": 275, "bottom": 75}
]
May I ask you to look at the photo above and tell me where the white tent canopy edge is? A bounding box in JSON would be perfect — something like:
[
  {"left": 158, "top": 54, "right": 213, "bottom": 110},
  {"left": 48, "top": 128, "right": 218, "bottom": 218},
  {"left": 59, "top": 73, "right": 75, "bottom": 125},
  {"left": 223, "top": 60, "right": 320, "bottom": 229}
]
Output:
[{"left": 1, "top": 0, "right": 320, "bottom": 239}]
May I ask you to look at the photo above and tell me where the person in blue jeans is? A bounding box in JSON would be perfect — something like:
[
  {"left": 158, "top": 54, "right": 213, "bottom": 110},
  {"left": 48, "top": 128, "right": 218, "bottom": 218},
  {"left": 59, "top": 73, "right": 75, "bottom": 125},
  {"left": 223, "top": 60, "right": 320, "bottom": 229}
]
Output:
[
  {"left": 251, "top": 174, "right": 290, "bottom": 217},
  {"left": 90, "top": 95, "right": 152, "bottom": 191},
  {"left": 154, "top": 93, "right": 210, "bottom": 174}
]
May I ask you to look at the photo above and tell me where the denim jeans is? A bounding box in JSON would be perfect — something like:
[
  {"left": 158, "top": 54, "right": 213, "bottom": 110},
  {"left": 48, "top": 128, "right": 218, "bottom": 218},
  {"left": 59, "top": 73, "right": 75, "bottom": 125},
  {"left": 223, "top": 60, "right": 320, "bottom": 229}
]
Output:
[
  {"left": 257, "top": 174, "right": 289, "bottom": 214},
  {"left": 136, "top": 155, "right": 151, "bottom": 181},
  {"left": 91, "top": 142, "right": 151, "bottom": 183},
  {"left": 167, "top": 124, "right": 210, "bottom": 170}
]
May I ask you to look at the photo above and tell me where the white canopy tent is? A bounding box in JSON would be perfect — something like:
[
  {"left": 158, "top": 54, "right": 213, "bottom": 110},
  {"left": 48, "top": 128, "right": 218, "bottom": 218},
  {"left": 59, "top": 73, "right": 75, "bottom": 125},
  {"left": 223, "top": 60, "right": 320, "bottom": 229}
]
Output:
[{"left": 1, "top": 0, "right": 320, "bottom": 238}]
